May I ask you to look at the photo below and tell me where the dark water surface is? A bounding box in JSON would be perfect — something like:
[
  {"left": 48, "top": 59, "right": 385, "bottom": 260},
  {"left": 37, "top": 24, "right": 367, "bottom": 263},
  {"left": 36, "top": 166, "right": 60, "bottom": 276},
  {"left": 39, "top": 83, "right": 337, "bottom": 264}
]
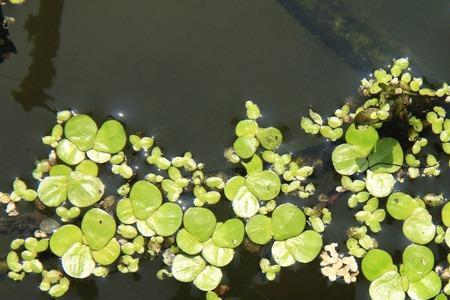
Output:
[{"left": 0, "top": 1, "right": 449, "bottom": 299}]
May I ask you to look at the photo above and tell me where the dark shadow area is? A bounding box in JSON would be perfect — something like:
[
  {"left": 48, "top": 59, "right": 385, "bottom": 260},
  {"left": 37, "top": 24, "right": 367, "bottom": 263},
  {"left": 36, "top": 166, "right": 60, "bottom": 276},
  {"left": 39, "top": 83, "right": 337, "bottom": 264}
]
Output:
[
  {"left": 11, "top": 0, "right": 64, "bottom": 112},
  {"left": 277, "top": 0, "right": 409, "bottom": 73},
  {"left": 0, "top": 5, "right": 17, "bottom": 63}
]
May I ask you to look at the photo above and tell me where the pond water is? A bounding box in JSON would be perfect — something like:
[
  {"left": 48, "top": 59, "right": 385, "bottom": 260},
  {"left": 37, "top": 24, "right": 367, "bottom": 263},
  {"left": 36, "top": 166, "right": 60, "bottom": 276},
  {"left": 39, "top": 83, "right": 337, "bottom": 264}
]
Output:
[{"left": 0, "top": 0, "right": 449, "bottom": 299}]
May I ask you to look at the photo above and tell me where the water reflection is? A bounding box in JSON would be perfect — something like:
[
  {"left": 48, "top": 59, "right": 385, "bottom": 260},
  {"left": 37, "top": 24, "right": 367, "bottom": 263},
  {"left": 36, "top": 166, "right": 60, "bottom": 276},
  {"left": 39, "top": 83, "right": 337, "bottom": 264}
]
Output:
[
  {"left": 0, "top": 5, "right": 17, "bottom": 63},
  {"left": 11, "top": 0, "right": 64, "bottom": 112},
  {"left": 277, "top": 0, "right": 410, "bottom": 72}
]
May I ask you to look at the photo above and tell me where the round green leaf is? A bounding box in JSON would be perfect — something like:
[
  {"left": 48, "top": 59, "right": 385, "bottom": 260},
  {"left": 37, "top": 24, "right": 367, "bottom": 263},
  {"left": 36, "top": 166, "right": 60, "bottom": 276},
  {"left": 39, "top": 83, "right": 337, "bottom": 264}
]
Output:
[
  {"left": 62, "top": 243, "right": 95, "bottom": 279},
  {"left": 116, "top": 198, "right": 137, "bottom": 224},
  {"left": 271, "top": 240, "right": 295, "bottom": 267},
  {"left": 362, "top": 249, "right": 396, "bottom": 281},
  {"left": 235, "top": 120, "right": 258, "bottom": 137},
  {"left": 67, "top": 171, "right": 104, "bottom": 207},
  {"left": 183, "top": 207, "right": 217, "bottom": 242},
  {"left": 49, "top": 164, "right": 72, "bottom": 177},
  {"left": 172, "top": 254, "right": 206, "bottom": 283},
  {"left": 246, "top": 170, "right": 281, "bottom": 200},
  {"left": 176, "top": 229, "right": 203, "bottom": 255},
  {"left": 332, "top": 144, "right": 368, "bottom": 175},
  {"left": 369, "top": 271, "right": 405, "bottom": 300},
  {"left": 441, "top": 202, "right": 450, "bottom": 227},
  {"left": 224, "top": 176, "right": 246, "bottom": 200},
  {"left": 232, "top": 186, "right": 259, "bottom": 218},
  {"left": 147, "top": 203, "right": 182, "bottom": 236},
  {"left": 212, "top": 219, "right": 245, "bottom": 248},
  {"left": 272, "top": 203, "right": 305, "bottom": 241},
  {"left": 193, "top": 265, "right": 223, "bottom": 292},
  {"left": 387, "top": 192, "right": 423, "bottom": 220},
  {"left": 401, "top": 244, "right": 434, "bottom": 283},
  {"left": 50, "top": 224, "right": 83, "bottom": 257},
  {"left": 345, "top": 124, "right": 379, "bottom": 155},
  {"left": 403, "top": 208, "right": 435, "bottom": 245},
  {"left": 91, "top": 238, "right": 120, "bottom": 266},
  {"left": 94, "top": 120, "right": 127, "bottom": 154},
  {"left": 245, "top": 214, "right": 273, "bottom": 245},
  {"left": 256, "top": 127, "right": 283, "bottom": 150},
  {"left": 201, "top": 239, "right": 234, "bottom": 267},
  {"left": 37, "top": 175, "right": 68, "bottom": 207},
  {"left": 368, "top": 138, "right": 404, "bottom": 173},
  {"left": 407, "top": 271, "right": 442, "bottom": 300},
  {"left": 233, "top": 136, "right": 259, "bottom": 159},
  {"left": 75, "top": 160, "right": 98, "bottom": 176},
  {"left": 64, "top": 114, "right": 98, "bottom": 151},
  {"left": 285, "top": 230, "right": 323, "bottom": 263},
  {"left": 56, "top": 139, "right": 86, "bottom": 165},
  {"left": 366, "top": 170, "right": 395, "bottom": 198},
  {"left": 81, "top": 208, "right": 116, "bottom": 251},
  {"left": 129, "top": 180, "right": 162, "bottom": 220}
]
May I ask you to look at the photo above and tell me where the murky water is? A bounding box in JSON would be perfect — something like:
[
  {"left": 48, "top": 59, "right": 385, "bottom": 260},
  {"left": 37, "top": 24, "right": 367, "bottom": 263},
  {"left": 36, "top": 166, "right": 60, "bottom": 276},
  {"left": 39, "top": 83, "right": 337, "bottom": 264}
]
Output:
[{"left": 0, "top": 0, "right": 449, "bottom": 299}]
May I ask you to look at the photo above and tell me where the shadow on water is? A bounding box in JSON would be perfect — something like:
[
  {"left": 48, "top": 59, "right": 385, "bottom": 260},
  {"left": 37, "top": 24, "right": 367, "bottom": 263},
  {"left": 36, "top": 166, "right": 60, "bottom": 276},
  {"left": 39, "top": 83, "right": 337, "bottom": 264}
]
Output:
[
  {"left": 11, "top": 0, "right": 64, "bottom": 112},
  {"left": 0, "top": 5, "right": 17, "bottom": 63},
  {"left": 276, "top": 0, "right": 412, "bottom": 73}
]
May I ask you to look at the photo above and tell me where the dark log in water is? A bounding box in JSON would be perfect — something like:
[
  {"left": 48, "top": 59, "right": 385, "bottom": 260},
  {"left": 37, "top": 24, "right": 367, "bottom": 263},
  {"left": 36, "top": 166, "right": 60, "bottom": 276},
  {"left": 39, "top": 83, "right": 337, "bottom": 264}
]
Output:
[
  {"left": 277, "top": 0, "right": 408, "bottom": 72},
  {"left": 0, "top": 5, "right": 17, "bottom": 63}
]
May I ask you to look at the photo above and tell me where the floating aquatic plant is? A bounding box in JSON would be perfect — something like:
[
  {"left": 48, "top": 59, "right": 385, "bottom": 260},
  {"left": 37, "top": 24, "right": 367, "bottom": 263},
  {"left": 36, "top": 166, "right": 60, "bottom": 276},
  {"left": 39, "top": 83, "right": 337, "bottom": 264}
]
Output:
[{"left": 2, "top": 58, "right": 450, "bottom": 299}]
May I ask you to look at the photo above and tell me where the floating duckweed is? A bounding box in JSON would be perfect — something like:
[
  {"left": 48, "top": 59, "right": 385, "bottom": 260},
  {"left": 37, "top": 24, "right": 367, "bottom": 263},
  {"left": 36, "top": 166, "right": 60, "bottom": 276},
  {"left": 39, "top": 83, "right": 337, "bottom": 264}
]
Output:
[
  {"left": 212, "top": 219, "right": 244, "bottom": 248},
  {"left": 183, "top": 207, "right": 217, "bottom": 242},
  {"left": 233, "top": 135, "right": 259, "bottom": 159},
  {"left": 407, "top": 271, "right": 442, "bottom": 300},
  {"left": 147, "top": 203, "right": 183, "bottom": 236},
  {"left": 193, "top": 265, "right": 223, "bottom": 292},
  {"left": 49, "top": 225, "right": 83, "bottom": 257},
  {"left": 37, "top": 176, "right": 67, "bottom": 207},
  {"left": 129, "top": 180, "right": 162, "bottom": 220},
  {"left": 235, "top": 119, "right": 259, "bottom": 137},
  {"left": 246, "top": 170, "right": 281, "bottom": 201},
  {"left": 386, "top": 192, "right": 423, "bottom": 220},
  {"left": 231, "top": 186, "right": 260, "bottom": 218},
  {"left": 256, "top": 127, "right": 283, "bottom": 150},
  {"left": 64, "top": 114, "right": 98, "bottom": 151},
  {"left": 369, "top": 271, "right": 405, "bottom": 300},
  {"left": 365, "top": 170, "right": 395, "bottom": 198},
  {"left": 332, "top": 144, "right": 368, "bottom": 175},
  {"left": 401, "top": 244, "right": 434, "bottom": 283},
  {"left": 81, "top": 208, "right": 116, "bottom": 251},
  {"left": 368, "top": 138, "right": 404, "bottom": 173},
  {"left": 361, "top": 249, "right": 396, "bottom": 281},
  {"left": 272, "top": 203, "right": 305, "bottom": 241},
  {"left": 201, "top": 239, "right": 234, "bottom": 267},
  {"left": 67, "top": 171, "right": 104, "bottom": 207},
  {"left": 94, "top": 120, "right": 127, "bottom": 154},
  {"left": 62, "top": 243, "right": 95, "bottom": 279},
  {"left": 91, "top": 238, "right": 120, "bottom": 266},
  {"left": 171, "top": 254, "right": 206, "bottom": 283},
  {"left": 116, "top": 198, "right": 137, "bottom": 224},
  {"left": 245, "top": 214, "right": 273, "bottom": 245},
  {"left": 402, "top": 208, "right": 435, "bottom": 245},
  {"left": 56, "top": 139, "right": 85, "bottom": 165},
  {"left": 285, "top": 230, "right": 322, "bottom": 263},
  {"left": 176, "top": 229, "right": 203, "bottom": 255},
  {"left": 4, "top": 69, "right": 450, "bottom": 299}
]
